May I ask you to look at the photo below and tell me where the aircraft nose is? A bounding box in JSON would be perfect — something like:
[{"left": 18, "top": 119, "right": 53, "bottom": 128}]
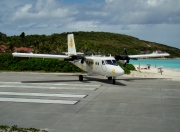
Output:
[
  {"left": 115, "top": 67, "right": 124, "bottom": 76},
  {"left": 111, "top": 66, "right": 124, "bottom": 76}
]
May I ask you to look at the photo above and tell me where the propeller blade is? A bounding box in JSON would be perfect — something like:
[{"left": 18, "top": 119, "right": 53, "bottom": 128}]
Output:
[
  {"left": 81, "top": 57, "right": 85, "bottom": 64},
  {"left": 123, "top": 62, "right": 127, "bottom": 67},
  {"left": 124, "top": 48, "right": 128, "bottom": 55},
  {"left": 127, "top": 59, "right": 129, "bottom": 63}
]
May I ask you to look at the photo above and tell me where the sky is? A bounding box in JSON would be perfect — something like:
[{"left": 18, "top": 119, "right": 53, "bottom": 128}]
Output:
[{"left": 0, "top": 0, "right": 180, "bottom": 48}]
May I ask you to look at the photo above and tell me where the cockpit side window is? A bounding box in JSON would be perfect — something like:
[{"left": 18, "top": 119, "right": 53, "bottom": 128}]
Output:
[
  {"left": 112, "top": 60, "right": 117, "bottom": 64},
  {"left": 105, "top": 60, "right": 118, "bottom": 66},
  {"left": 105, "top": 60, "right": 112, "bottom": 64}
]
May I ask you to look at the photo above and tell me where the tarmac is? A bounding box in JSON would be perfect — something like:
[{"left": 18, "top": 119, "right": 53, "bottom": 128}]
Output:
[{"left": 0, "top": 72, "right": 180, "bottom": 132}]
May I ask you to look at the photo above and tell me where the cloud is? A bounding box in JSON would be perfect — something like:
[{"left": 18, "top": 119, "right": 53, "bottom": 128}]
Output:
[
  {"left": 0, "top": 0, "right": 77, "bottom": 32},
  {"left": 0, "top": 0, "right": 180, "bottom": 48},
  {"left": 11, "top": 0, "right": 75, "bottom": 21},
  {"left": 1, "top": 0, "right": 180, "bottom": 29},
  {"left": 102, "top": 0, "right": 180, "bottom": 25}
]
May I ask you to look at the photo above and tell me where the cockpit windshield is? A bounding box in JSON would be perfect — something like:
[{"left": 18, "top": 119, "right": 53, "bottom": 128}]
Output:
[{"left": 105, "top": 60, "right": 118, "bottom": 66}]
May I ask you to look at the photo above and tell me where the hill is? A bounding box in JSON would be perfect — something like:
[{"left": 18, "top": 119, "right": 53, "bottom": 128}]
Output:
[{"left": 0, "top": 31, "right": 179, "bottom": 57}]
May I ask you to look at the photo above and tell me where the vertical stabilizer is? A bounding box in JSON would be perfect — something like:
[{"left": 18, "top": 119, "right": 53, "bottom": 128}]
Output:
[{"left": 68, "top": 34, "right": 77, "bottom": 56}]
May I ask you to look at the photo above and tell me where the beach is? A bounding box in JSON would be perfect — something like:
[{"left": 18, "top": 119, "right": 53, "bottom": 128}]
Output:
[{"left": 124, "top": 65, "right": 180, "bottom": 82}]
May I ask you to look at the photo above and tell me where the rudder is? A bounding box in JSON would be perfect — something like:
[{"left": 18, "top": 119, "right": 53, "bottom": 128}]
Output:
[{"left": 68, "top": 34, "right": 77, "bottom": 56}]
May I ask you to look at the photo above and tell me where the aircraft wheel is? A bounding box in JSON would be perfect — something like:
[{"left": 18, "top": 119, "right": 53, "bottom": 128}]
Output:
[
  {"left": 79, "top": 75, "right": 83, "bottom": 81},
  {"left": 108, "top": 77, "right": 112, "bottom": 80},
  {"left": 112, "top": 79, "right": 115, "bottom": 84}
]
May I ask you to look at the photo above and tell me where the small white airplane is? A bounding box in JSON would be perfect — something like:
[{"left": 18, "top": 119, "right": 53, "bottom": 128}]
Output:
[{"left": 12, "top": 34, "right": 170, "bottom": 84}]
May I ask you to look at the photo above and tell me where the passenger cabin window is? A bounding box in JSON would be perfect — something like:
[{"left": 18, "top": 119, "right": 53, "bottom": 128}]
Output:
[
  {"left": 102, "top": 61, "right": 105, "bottom": 65},
  {"left": 95, "top": 62, "right": 99, "bottom": 65}
]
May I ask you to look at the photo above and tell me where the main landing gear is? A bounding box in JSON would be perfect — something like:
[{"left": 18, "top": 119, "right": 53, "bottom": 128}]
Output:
[
  {"left": 108, "top": 77, "right": 112, "bottom": 80},
  {"left": 112, "top": 79, "right": 115, "bottom": 84},
  {"left": 79, "top": 75, "right": 83, "bottom": 81},
  {"left": 79, "top": 75, "right": 116, "bottom": 84}
]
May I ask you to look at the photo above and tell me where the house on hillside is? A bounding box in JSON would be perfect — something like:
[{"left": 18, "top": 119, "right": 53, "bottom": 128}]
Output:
[
  {"left": 141, "top": 50, "right": 167, "bottom": 54},
  {"left": 152, "top": 50, "right": 166, "bottom": 54},
  {"left": 0, "top": 45, "right": 7, "bottom": 52},
  {"left": 14, "top": 47, "right": 34, "bottom": 53},
  {"left": 140, "top": 50, "right": 150, "bottom": 54}
]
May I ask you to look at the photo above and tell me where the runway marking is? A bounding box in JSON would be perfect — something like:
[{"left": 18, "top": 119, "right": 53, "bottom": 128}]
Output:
[
  {"left": 0, "top": 92, "right": 87, "bottom": 98},
  {"left": 0, "top": 82, "right": 99, "bottom": 105},
  {"left": 0, "top": 82, "right": 100, "bottom": 91},
  {"left": 0, "top": 85, "right": 97, "bottom": 91},
  {"left": 0, "top": 98, "right": 78, "bottom": 104},
  {"left": 0, "top": 82, "right": 101, "bottom": 87}
]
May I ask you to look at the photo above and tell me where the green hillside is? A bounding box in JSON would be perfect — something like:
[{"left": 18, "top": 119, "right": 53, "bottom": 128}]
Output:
[{"left": 1, "top": 31, "right": 179, "bottom": 57}]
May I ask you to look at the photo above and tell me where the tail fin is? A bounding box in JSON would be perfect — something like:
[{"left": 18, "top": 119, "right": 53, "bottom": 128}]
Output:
[{"left": 68, "top": 34, "right": 77, "bottom": 56}]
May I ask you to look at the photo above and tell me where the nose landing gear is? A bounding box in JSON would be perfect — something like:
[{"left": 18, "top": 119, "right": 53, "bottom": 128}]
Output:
[{"left": 107, "top": 76, "right": 116, "bottom": 84}]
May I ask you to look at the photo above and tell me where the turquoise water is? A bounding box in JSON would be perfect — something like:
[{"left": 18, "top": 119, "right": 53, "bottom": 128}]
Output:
[{"left": 130, "top": 59, "right": 180, "bottom": 70}]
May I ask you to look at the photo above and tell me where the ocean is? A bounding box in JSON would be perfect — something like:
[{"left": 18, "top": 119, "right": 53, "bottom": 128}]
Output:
[{"left": 129, "top": 59, "right": 180, "bottom": 71}]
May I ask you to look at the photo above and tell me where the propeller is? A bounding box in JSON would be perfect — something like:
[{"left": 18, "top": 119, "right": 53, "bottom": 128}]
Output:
[
  {"left": 64, "top": 55, "right": 85, "bottom": 64},
  {"left": 115, "top": 48, "right": 130, "bottom": 67},
  {"left": 80, "top": 57, "right": 85, "bottom": 64},
  {"left": 123, "top": 48, "right": 130, "bottom": 67},
  {"left": 124, "top": 48, "right": 128, "bottom": 55},
  {"left": 64, "top": 47, "right": 88, "bottom": 63}
]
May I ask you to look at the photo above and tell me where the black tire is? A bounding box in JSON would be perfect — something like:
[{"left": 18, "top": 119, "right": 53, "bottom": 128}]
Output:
[
  {"left": 112, "top": 79, "right": 115, "bottom": 84},
  {"left": 79, "top": 75, "right": 83, "bottom": 81},
  {"left": 108, "top": 77, "right": 112, "bottom": 80}
]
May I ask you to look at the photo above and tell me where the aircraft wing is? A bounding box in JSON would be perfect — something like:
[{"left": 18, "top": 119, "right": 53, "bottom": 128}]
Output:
[
  {"left": 63, "top": 52, "right": 84, "bottom": 55},
  {"left": 12, "top": 53, "right": 70, "bottom": 60},
  {"left": 85, "top": 56, "right": 94, "bottom": 61},
  {"left": 129, "top": 53, "right": 170, "bottom": 59}
]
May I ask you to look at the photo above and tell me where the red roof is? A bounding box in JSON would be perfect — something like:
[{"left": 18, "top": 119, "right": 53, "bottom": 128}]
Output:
[
  {"left": 14, "top": 47, "right": 33, "bottom": 53},
  {"left": 140, "top": 50, "right": 150, "bottom": 54},
  {"left": 156, "top": 50, "right": 163, "bottom": 53},
  {"left": 0, "top": 45, "right": 7, "bottom": 51}
]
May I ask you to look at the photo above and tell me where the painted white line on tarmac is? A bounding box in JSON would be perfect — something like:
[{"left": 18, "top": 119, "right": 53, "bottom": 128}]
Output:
[
  {"left": 0, "top": 82, "right": 101, "bottom": 87},
  {"left": 0, "top": 98, "right": 78, "bottom": 104},
  {"left": 0, "top": 92, "right": 87, "bottom": 98},
  {"left": 0, "top": 85, "right": 97, "bottom": 91}
]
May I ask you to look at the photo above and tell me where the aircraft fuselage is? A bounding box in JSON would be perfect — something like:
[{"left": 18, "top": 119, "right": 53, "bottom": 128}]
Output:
[{"left": 71, "top": 56, "right": 124, "bottom": 77}]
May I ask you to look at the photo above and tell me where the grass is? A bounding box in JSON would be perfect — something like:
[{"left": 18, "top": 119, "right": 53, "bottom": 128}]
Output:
[{"left": 0, "top": 125, "right": 49, "bottom": 132}]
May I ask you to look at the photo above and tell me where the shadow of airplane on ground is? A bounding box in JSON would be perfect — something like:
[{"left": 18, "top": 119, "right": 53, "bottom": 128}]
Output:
[
  {"left": 21, "top": 77, "right": 126, "bottom": 86},
  {"left": 21, "top": 74, "right": 167, "bottom": 86},
  {"left": 116, "top": 77, "right": 167, "bottom": 82}
]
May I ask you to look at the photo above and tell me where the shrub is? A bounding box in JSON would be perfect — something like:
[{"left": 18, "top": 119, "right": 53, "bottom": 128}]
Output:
[{"left": 118, "top": 61, "right": 135, "bottom": 74}]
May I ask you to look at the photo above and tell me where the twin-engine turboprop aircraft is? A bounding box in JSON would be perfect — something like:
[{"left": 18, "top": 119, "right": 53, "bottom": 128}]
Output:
[{"left": 12, "top": 34, "right": 170, "bottom": 84}]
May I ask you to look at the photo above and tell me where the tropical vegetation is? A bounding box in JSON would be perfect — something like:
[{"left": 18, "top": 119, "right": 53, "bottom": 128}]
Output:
[
  {"left": 0, "top": 53, "right": 134, "bottom": 74},
  {"left": 0, "top": 31, "right": 179, "bottom": 74},
  {"left": 0, "top": 125, "right": 48, "bottom": 132},
  {"left": 0, "top": 31, "right": 179, "bottom": 57}
]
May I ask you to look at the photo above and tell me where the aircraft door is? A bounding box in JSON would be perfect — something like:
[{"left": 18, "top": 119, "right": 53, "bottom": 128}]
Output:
[{"left": 101, "top": 60, "right": 106, "bottom": 72}]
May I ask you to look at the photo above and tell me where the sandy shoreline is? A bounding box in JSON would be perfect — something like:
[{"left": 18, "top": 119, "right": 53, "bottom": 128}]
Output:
[{"left": 123, "top": 65, "right": 180, "bottom": 82}]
